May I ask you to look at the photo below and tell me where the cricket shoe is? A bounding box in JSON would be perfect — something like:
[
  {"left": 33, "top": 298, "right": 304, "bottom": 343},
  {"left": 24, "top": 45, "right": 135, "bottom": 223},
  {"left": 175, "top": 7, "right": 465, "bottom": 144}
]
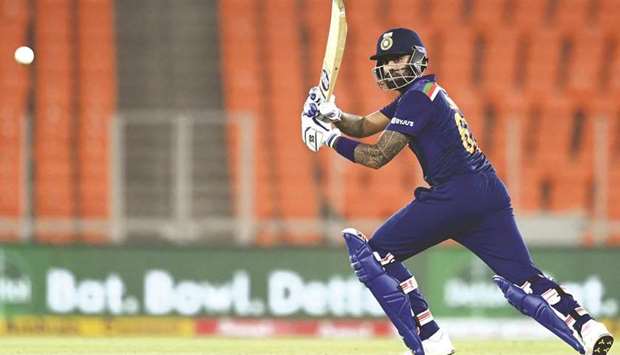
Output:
[
  {"left": 404, "top": 329, "right": 455, "bottom": 355},
  {"left": 423, "top": 328, "right": 455, "bottom": 355},
  {"left": 580, "top": 319, "right": 614, "bottom": 355}
]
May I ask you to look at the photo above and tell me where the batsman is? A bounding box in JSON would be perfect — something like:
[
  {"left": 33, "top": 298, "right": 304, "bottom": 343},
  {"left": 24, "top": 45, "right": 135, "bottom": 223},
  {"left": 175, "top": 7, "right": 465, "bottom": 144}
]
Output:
[{"left": 301, "top": 28, "right": 614, "bottom": 355}]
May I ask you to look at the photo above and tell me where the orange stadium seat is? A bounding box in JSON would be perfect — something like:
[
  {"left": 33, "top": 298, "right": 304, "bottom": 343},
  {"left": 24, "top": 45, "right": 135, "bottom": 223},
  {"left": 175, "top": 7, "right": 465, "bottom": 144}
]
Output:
[
  {"left": 470, "top": 0, "right": 508, "bottom": 28},
  {"left": 548, "top": 0, "right": 592, "bottom": 28},
  {"left": 520, "top": 96, "right": 596, "bottom": 213},
  {"left": 371, "top": 169, "right": 400, "bottom": 216},
  {"left": 565, "top": 29, "right": 605, "bottom": 97},
  {"left": 302, "top": 0, "right": 330, "bottom": 78},
  {"left": 474, "top": 99, "right": 508, "bottom": 177},
  {"left": 35, "top": 107, "right": 73, "bottom": 145},
  {"left": 550, "top": 114, "right": 594, "bottom": 212},
  {"left": 79, "top": 42, "right": 115, "bottom": 72},
  {"left": 594, "top": 34, "right": 614, "bottom": 91},
  {"left": 422, "top": 30, "right": 444, "bottom": 78},
  {"left": 480, "top": 29, "right": 520, "bottom": 94},
  {"left": 0, "top": 105, "right": 25, "bottom": 241},
  {"left": 77, "top": 0, "right": 112, "bottom": 30},
  {"left": 590, "top": 102, "right": 619, "bottom": 239},
  {"left": 348, "top": 1, "right": 380, "bottom": 41},
  {"left": 347, "top": 0, "right": 388, "bottom": 113},
  {"left": 379, "top": 155, "right": 420, "bottom": 209},
  {"left": 491, "top": 94, "right": 531, "bottom": 186},
  {"left": 597, "top": 0, "right": 620, "bottom": 33},
  {"left": 519, "top": 168, "right": 561, "bottom": 212},
  {"left": 514, "top": 99, "right": 549, "bottom": 211},
  {"left": 0, "top": 0, "right": 29, "bottom": 19},
  {"left": 77, "top": 0, "right": 116, "bottom": 244},
  {"left": 438, "top": 28, "right": 474, "bottom": 97},
  {"left": 385, "top": 0, "right": 428, "bottom": 31},
  {"left": 428, "top": 0, "right": 465, "bottom": 26},
  {"left": 510, "top": 0, "right": 549, "bottom": 30},
  {"left": 607, "top": 109, "right": 620, "bottom": 247},
  {"left": 34, "top": 4, "right": 71, "bottom": 33},
  {"left": 0, "top": 4, "right": 30, "bottom": 239},
  {"left": 261, "top": 0, "right": 322, "bottom": 244},
  {"left": 342, "top": 167, "right": 365, "bottom": 218},
  {"left": 607, "top": 34, "right": 620, "bottom": 97},
  {"left": 344, "top": 167, "right": 386, "bottom": 218},
  {"left": 33, "top": 0, "right": 78, "bottom": 244},
  {"left": 1, "top": 36, "right": 29, "bottom": 90},
  {"left": 521, "top": 29, "right": 562, "bottom": 97},
  {"left": 342, "top": 151, "right": 420, "bottom": 221},
  {"left": 219, "top": 0, "right": 281, "bottom": 244},
  {"left": 551, "top": 170, "right": 592, "bottom": 212},
  {"left": 33, "top": 190, "right": 74, "bottom": 244}
]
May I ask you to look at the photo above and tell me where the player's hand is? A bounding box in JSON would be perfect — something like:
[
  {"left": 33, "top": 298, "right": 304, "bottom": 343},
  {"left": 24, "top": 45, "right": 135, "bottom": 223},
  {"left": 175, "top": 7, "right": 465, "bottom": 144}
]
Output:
[
  {"left": 301, "top": 113, "right": 341, "bottom": 152},
  {"left": 318, "top": 100, "right": 342, "bottom": 122}
]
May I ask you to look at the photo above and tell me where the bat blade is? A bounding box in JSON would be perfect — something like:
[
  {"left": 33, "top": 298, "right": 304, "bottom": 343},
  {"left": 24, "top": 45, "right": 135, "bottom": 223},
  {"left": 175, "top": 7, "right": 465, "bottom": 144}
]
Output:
[{"left": 318, "top": 0, "right": 347, "bottom": 102}]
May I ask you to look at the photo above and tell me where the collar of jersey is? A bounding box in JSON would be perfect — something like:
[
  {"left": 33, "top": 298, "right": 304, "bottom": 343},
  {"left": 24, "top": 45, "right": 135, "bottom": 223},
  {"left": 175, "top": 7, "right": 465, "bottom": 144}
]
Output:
[{"left": 400, "top": 74, "right": 436, "bottom": 93}]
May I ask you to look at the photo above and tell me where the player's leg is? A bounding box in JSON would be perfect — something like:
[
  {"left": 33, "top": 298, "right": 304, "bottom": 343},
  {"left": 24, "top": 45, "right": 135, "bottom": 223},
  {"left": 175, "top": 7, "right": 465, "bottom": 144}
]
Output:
[
  {"left": 368, "top": 199, "right": 446, "bottom": 342},
  {"left": 343, "top": 179, "right": 493, "bottom": 354},
  {"left": 383, "top": 261, "right": 439, "bottom": 340},
  {"left": 342, "top": 228, "right": 424, "bottom": 355},
  {"left": 382, "top": 261, "right": 454, "bottom": 355},
  {"left": 455, "top": 207, "right": 613, "bottom": 354},
  {"left": 362, "top": 189, "right": 462, "bottom": 354}
]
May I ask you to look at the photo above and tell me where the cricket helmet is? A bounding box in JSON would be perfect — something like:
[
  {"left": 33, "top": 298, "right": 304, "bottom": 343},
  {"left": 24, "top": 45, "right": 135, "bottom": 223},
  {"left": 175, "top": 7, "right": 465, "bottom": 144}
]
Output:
[{"left": 371, "top": 28, "right": 429, "bottom": 90}]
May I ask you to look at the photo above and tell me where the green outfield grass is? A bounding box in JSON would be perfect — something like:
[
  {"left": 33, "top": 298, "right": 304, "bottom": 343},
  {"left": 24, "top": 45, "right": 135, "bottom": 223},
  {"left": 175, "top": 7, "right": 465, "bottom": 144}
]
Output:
[{"left": 0, "top": 337, "right": 610, "bottom": 355}]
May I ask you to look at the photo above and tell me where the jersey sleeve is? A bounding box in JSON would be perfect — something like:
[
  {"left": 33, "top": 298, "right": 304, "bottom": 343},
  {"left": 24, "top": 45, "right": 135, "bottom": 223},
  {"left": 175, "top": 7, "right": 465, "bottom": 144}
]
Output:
[
  {"left": 385, "top": 90, "right": 434, "bottom": 137},
  {"left": 379, "top": 98, "right": 399, "bottom": 118}
]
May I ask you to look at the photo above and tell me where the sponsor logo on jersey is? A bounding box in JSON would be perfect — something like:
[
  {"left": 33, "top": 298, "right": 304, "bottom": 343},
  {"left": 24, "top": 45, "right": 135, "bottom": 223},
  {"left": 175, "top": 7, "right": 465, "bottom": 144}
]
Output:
[{"left": 391, "top": 117, "right": 414, "bottom": 127}]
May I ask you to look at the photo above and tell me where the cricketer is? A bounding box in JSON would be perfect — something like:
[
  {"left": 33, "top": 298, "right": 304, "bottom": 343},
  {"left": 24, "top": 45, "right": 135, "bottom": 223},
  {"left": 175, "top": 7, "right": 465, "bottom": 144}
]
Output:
[{"left": 300, "top": 28, "right": 614, "bottom": 355}]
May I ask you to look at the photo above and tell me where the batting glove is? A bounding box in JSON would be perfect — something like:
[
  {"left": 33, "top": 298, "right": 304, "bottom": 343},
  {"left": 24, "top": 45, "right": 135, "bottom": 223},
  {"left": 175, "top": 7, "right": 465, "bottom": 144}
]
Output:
[
  {"left": 318, "top": 100, "right": 342, "bottom": 122},
  {"left": 301, "top": 113, "right": 341, "bottom": 152}
]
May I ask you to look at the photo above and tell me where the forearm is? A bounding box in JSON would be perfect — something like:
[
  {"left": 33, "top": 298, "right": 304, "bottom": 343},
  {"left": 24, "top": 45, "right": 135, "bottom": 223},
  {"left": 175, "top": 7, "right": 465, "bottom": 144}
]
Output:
[
  {"left": 334, "top": 112, "right": 366, "bottom": 138},
  {"left": 332, "top": 130, "right": 409, "bottom": 169},
  {"left": 353, "top": 142, "right": 388, "bottom": 169},
  {"left": 331, "top": 138, "right": 389, "bottom": 169}
]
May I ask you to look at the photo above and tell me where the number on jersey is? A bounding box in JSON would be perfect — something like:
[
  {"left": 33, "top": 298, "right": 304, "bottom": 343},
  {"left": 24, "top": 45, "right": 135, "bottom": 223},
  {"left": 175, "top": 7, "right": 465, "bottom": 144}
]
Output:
[
  {"left": 454, "top": 112, "right": 478, "bottom": 154},
  {"left": 438, "top": 87, "right": 479, "bottom": 154}
]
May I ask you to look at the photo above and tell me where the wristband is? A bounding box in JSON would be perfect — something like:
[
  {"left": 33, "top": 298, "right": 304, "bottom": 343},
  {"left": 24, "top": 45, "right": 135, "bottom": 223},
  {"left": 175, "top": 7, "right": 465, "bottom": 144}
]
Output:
[{"left": 333, "top": 136, "right": 360, "bottom": 162}]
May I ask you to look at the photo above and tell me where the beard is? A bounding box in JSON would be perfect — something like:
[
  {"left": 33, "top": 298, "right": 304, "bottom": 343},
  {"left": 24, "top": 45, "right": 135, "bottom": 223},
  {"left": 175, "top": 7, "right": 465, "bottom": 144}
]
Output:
[
  {"left": 383, "top": 66, "right": 416, "bottom": 89},
  {"left": 373, "top": 60, "right": 421, "bottom": 91}
]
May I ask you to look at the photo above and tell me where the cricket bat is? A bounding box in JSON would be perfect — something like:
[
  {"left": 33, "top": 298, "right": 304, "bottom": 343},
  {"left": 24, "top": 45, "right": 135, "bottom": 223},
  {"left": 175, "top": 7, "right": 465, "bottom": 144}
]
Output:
[{"left": 317, "top": 0, "right": 347, "bottom": 102}]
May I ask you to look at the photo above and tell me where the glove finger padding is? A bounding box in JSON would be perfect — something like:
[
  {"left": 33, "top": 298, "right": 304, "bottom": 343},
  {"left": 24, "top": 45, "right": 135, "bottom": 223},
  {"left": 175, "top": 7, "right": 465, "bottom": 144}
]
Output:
[
  {"left": 308, "top": 86, "right": 322, "bottom": 104},
  {"left": 303, "top": 101, "right": 319, "bottom": 118}
]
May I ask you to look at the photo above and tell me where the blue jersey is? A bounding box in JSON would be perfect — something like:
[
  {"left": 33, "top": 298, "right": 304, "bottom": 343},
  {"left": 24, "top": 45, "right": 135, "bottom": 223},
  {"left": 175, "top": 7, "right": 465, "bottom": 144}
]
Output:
[{"left": 381, "top": 74, "right": 492, "bottom": 186}]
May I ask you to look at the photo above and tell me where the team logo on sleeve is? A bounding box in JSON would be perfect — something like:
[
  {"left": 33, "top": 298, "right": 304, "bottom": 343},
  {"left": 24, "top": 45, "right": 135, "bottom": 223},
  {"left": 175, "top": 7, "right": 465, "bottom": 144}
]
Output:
[{"left": 391, "top": 117, "right": 414, "bottom": 127}]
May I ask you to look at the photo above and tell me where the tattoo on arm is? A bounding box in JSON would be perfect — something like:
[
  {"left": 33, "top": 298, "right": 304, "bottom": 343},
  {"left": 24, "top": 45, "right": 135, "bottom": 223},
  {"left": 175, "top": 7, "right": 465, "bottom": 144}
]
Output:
[
  {"left": 334, "top": 113, "right": 365, "bottom": 138},
  {"left": 353, "top": 130, "right": 409, "bottom": 169}
]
